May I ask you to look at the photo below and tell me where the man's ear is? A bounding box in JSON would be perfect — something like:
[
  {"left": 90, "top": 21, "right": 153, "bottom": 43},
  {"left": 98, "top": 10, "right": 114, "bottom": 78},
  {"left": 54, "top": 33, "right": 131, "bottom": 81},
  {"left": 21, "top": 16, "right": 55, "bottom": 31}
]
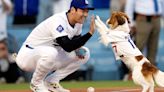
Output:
[
  {"left": 115, "top": 15, "right": 125, "bottom": 25},
  {"left": 70, "top": 7, "right": 76, "bottom": 13}
]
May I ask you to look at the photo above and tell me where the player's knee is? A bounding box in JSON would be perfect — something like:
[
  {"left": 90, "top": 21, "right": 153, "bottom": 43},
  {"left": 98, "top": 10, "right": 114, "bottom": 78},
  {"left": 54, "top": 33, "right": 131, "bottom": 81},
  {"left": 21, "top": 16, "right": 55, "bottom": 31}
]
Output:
[
  {"left": 21, "top": 64, "right": 33, "bottom": 71},
  {"left": 40, "top": 47, "right": 58, "bottom": 64},
  {"left": 16, "top": 56, "right": 33, "bottom": 71},
  {"left": 41, "top": 47, "right": 58, "bottom": 59},
  {"left": 16, "top": 60, "right": 33, "bottom": 71}
]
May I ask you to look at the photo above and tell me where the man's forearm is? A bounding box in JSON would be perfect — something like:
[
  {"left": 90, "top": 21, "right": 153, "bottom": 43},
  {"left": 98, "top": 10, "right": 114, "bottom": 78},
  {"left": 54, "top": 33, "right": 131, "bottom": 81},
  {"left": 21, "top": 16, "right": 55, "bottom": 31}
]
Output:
[{"left": 56, "top": 32, "right": 92, "bottom": 52}]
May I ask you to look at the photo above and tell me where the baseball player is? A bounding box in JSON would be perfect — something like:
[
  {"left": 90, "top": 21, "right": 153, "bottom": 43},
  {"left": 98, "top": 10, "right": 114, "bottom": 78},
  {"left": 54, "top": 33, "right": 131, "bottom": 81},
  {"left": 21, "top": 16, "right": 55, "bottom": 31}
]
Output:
[{"left": 16, "top": 0, "right": 95, "bottom": 92}]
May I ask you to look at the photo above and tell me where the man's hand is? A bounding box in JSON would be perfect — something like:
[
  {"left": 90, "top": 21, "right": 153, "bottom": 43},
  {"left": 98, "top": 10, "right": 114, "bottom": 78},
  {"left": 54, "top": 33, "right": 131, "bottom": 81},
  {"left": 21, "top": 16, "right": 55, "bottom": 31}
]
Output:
[{"left": 89, "top": 15, "right": 95, "bottom": 35}]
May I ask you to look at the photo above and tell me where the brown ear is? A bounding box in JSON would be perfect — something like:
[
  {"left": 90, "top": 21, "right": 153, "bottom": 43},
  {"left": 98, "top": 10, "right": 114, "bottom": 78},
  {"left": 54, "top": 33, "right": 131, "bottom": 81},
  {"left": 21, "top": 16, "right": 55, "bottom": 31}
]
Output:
[
  {"left": 115, "top": 15, "right": 125, "bottom": 25},
  {"left": 118, "top": 12, "right": 130, "bottom": 23},
  {"left": 107, "top": 12, "right": 117, "bottom": 25},
  {"left": 123, "top": 14, "right": 130, "bottom": 23}
]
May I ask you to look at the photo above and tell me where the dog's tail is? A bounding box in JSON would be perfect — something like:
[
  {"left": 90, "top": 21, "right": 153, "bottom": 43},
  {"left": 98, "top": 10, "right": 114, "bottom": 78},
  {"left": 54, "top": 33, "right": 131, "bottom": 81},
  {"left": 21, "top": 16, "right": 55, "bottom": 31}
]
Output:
[{"left": 153, "top": 70, "right": 164, "bottom": 87}]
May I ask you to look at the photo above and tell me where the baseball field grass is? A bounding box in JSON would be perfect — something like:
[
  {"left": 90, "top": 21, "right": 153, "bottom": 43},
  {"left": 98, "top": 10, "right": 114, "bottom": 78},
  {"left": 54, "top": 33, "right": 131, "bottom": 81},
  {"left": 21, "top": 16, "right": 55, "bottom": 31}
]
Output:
[
  {"left": 0, "top": 81, "right": 135, "bottom": 90},
  {"left": 0, "top": 81, "right": 164, "bottom": 92}
]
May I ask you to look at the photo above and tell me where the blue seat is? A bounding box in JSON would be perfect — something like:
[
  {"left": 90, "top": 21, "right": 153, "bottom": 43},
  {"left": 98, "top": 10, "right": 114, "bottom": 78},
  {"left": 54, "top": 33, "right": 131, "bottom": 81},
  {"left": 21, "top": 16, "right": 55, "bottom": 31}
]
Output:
[
  {"left": 91, "top": 57, "right": 120, "bottom": 80},
  {"left": 7, "top": 29, "right": 31, "bottom": 49},
  {"left": 156, "top": 28, "right": 164, "bottom": 71},
  {"left": 156, "top": 47, "right": 164, "bottom": 71}
]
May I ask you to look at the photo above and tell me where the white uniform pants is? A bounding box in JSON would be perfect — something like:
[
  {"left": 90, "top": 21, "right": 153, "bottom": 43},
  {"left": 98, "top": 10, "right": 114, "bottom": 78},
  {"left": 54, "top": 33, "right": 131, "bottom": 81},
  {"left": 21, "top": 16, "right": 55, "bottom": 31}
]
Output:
[{"left": 16, "top": 45, "right": 90, "bottom": 85}]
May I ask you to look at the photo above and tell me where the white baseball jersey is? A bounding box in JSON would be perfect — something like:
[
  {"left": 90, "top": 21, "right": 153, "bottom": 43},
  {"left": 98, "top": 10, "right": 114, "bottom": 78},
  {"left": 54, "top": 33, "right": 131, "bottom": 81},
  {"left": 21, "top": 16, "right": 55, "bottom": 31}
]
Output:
[
  {"left": 25, "top": 12, "right": 83, "bottom": 47},
  {"left": 107, "top": 28, "right": 142, "bottom": 60}
]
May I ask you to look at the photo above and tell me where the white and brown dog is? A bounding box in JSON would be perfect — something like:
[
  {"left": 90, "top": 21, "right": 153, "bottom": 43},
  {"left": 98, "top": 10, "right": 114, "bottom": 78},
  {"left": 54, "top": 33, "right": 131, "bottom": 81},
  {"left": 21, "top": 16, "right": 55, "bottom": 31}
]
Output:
[{"left": 95, "top": 11, "right": 164, "bottom": 92}]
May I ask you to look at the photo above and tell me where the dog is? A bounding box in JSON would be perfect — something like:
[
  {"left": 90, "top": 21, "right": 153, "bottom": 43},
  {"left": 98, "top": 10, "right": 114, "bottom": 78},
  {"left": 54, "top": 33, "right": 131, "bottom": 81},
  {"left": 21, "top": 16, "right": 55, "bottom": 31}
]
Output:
[{"left": 95, "top": 11, "right": 164, "bottom": 92}]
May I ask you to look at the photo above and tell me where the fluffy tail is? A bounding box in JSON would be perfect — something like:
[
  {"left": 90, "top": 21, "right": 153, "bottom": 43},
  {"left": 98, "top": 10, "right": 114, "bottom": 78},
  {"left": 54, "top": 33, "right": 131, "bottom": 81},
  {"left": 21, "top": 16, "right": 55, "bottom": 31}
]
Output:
[{"left": 153, "top": 70, "right": 164, "bottom": 87}]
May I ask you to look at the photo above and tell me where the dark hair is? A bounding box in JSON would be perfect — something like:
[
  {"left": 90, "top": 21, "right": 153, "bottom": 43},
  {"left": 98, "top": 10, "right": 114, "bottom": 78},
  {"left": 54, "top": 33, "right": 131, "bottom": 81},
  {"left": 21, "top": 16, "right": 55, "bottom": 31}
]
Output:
[{"left": 67, "top": 7, "right": 78, "bottom": 13}]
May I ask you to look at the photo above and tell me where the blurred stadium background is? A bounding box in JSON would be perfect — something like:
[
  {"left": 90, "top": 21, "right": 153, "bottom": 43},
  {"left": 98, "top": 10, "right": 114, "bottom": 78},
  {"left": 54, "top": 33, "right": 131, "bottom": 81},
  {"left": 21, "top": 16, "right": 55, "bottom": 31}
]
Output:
[{"left": 0, "top": 0, "right": 164, "bottom": 90}]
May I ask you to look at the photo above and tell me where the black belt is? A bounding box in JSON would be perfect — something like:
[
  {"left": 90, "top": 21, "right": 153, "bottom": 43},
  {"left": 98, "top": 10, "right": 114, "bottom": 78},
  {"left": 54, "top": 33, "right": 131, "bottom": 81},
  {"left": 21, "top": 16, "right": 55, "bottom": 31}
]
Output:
[
  {"left": 25, "top": 45, "right": 34, "bottom": 49},
  {"left": 53, "top": 44, "right": 60, "bottom": 46},
  {"left": 135, "top": 13, "right": 160, "bottom": 22},
  {"left": 26, "top": 44, "right": 60, "bottom": 49}
]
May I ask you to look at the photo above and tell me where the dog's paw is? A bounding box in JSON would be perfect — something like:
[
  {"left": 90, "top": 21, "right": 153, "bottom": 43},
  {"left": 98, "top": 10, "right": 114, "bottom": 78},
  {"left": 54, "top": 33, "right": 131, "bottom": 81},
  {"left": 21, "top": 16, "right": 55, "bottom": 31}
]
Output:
[{"left": 98, "top": 36, "right": 109, "bottom": 47}]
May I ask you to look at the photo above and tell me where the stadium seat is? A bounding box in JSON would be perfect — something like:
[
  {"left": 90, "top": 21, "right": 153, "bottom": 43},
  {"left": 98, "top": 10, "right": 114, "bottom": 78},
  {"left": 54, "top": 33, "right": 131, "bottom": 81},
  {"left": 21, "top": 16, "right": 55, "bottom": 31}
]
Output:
[
  {"left": 91, "top": 57, "right": 120, "bottom": 80},
  {"left": 8, "top": 29, "right": 31, "bottom": 49},
  {"left": 156, "top": 28, "right": 164, "bottom": 71}
]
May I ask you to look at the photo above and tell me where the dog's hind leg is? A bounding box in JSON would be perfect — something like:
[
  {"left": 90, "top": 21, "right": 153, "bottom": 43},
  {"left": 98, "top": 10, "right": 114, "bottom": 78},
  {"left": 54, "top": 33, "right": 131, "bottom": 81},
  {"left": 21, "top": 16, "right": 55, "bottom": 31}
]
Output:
[
  {"left": 149, "top": 79, "right": 155, "bottom": 92},
  {"left": 142, "top": 84, "right": 150, "bottom": 92},
  {"left": 140, "top": 79, "right": 154, "bottom": 92},
  {"left": 140, "top": 78, "right": 154, "bottom": 92},
  {"left": 132, "top": 66, "right": 154, "bottom": 92},
  {"left": 149, "top": 85, "right": 154, "bottom": 92},
  {"left": 142, "top": 83, "right": 154, "bottom": 92}
]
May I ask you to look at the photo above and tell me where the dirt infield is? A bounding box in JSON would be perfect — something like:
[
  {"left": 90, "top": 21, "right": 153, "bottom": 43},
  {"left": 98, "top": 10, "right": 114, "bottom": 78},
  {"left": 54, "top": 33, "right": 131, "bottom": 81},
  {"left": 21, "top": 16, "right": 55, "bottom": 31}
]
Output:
[{"left": 1, "top": 87, "right": 164, "bottom": 92}]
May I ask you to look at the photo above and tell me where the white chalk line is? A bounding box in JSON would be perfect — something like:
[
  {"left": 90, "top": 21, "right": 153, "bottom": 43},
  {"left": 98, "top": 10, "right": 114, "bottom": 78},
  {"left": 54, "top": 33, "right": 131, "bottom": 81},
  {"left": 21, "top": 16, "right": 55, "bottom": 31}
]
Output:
[{"left": 107, "top": 88, "right": 140, "bottom": 92}]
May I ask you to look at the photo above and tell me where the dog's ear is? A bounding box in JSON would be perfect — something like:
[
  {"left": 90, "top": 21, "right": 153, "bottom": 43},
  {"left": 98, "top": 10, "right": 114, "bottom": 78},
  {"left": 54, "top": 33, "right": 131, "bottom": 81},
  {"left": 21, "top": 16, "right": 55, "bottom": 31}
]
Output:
[
  {"left": 115, "top": 15, "right": 125, "bottom": 25},
  {"left": 122, "top": 14, "right": 130, "bottom": 24},
  {"left": 107, "top": 13, "right": 117, "bottom": 25},
  {"left": 118, "top": 12, "right": 131, "bottom": 24}
]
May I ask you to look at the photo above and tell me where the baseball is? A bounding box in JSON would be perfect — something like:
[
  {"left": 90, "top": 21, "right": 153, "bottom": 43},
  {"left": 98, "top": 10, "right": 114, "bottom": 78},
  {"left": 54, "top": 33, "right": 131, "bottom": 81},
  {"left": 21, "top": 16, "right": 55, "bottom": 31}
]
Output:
[{"left": 87, "top": 87, "right": 95, "bottom": 92}]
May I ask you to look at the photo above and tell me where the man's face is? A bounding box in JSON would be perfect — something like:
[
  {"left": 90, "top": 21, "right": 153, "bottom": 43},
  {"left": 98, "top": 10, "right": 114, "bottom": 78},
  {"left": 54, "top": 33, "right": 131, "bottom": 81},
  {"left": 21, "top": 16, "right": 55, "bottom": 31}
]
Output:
[
  {"left": 0, "top": 43, "right": 8, "bottom": 59},
  {"left": 74, "top": 8, "right": 89, "bottom": 24}
]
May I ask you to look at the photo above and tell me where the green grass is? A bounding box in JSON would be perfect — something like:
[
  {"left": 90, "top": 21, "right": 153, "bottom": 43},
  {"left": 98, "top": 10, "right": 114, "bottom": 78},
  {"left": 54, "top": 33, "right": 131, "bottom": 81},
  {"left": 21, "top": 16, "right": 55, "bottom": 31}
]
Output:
[
  {"left": 0, "top": 83, "right": 29, "bottom": 90},
  {"left": 0, "top": 81, "right": 138, "bottom": 90},
  {"left": 61, "top": 81, "right": 137, "bottom": 88}
]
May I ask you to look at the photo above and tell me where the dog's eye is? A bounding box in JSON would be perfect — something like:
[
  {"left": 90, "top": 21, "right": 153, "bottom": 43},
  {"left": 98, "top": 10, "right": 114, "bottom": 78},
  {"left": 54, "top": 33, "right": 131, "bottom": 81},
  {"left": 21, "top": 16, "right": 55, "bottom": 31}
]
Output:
[{"left": 117, "top": 17, "right": 125, "bottom": 25}]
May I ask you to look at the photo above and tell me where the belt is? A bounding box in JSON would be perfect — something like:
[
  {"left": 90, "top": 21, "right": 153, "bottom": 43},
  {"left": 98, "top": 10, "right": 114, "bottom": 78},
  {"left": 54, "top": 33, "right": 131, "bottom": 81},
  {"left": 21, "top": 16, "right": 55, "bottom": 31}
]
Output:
[
  {"left": 25, "top": 45, "right": 34, "bottom": 49},
  {"left": 136, "top": 13, "right": 160, "bottom": 18},
  {"left": 53, "top": 44, "right": 60, "bottom": 46},
  {"left": 136, "top": 13, "right": 160, "bottom": 22},
  {"left": 26, "top": 44, "right": 60, "bottom": 49},
  {"left": 120, "top": 55, "right": 124, "bottom": 58}
]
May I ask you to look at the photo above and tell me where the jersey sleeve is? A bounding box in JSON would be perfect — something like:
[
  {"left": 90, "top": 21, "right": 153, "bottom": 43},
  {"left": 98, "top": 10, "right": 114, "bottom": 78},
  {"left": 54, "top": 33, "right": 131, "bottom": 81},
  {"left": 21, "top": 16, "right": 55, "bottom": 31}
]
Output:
[{"left": 49, "top": 17, "right": 68, "bottom": 39}]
